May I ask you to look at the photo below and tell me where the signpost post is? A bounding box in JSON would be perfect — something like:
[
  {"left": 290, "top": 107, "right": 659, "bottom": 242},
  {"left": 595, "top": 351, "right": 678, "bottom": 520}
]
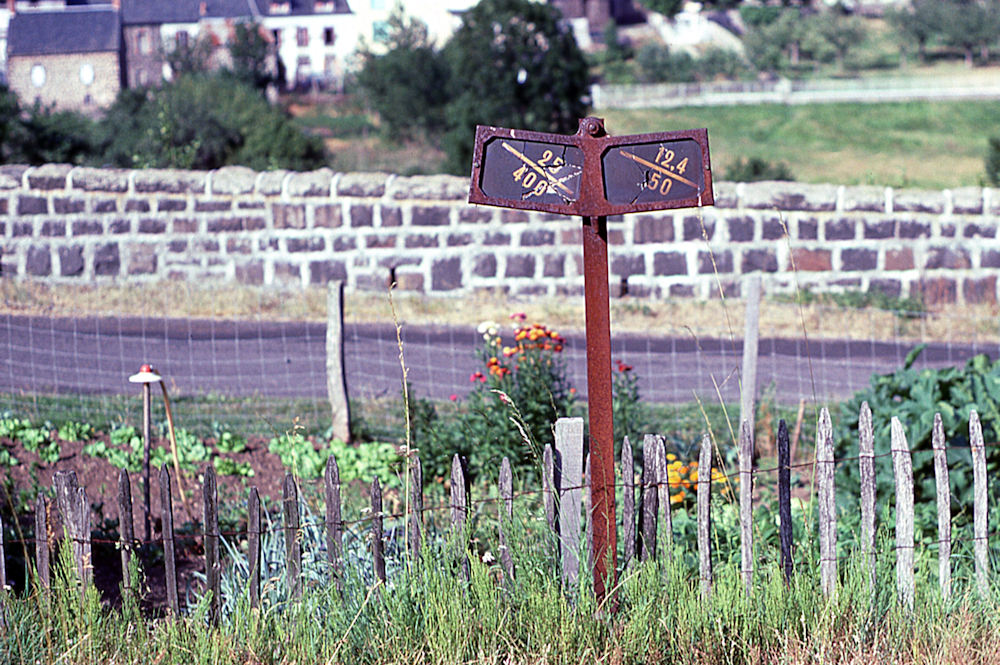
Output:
[{"left": 468, "top": 116, "right": 714, "bottom": 602}]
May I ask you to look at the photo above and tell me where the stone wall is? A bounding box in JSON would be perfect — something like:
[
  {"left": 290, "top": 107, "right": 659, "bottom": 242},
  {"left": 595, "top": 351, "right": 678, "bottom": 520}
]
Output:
[{"left": 3, "top": 163, "right": 999, "bottom": 304}]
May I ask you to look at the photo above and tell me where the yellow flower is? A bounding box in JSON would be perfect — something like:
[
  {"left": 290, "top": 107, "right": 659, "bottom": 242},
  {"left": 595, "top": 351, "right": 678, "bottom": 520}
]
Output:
[{"left": 670, "top": 490, "right": 686, "bottom": 504}]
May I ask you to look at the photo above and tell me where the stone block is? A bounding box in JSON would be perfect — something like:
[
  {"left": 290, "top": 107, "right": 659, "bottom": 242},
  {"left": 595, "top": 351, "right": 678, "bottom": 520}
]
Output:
[
  {"left": 405, "top": 234, "right": 439, "bottom": 248},
  {"left": 27, "top": 164, "right": 71, "bottom": 190},
  {"left": 195, "top": 200, "right": 232, "bottom": 212},
  {"left": 94, "top": 243, "right": 120, "bottom": 276},
  {"left": 842, "top": 186, "right": 885, "bottom": 212},
  {"left": 72, "top": 220, "right": 103, "bottom": 235},
  {"left": 380, "top": 206, "right": 402, "bottom": 227},
  {"left": 915, "top": 277, "right": 956, "bottom": 304},
  {"left": 309, "top": 259, "right": 347, "bottom": 284},
  {"left": 742, "top": 248, "right": 778, "bottom": 273},
  {"left": 448, "top": 233, "right": 473, "bottom": 247},
  {"left": 345, "top": 204, "right": 369, "bottom": 228},
  {"left": 41, "top": 221, "right": 66, "bottom": 237},
  {"left": 211, "top": 166, "right": 256, "bottom": 195},
  {"left": 459, "top": 207, "right": 492, "bottom": 224},
  {"left": 761, "top": 216, "right": 786, "bottom": 240},
  {"left": 138, "top": 219, "right": 167, "bottom": 234},
  {"left": 798, "top": 218, "right": 818, "bottom": 240},
  {"left": 963, "top": 222, "right": 997, "bottom": 238},
  {"left": 742, "top": 182, "right": 838, "bottom": 212},
  {"left": 337, "top": 172, "right": 390, "bottom": 197},
  {"left": 125, "top": 199, "right": 151, "bottom": 212},
  {"left": 963, "top": 276, "right": 997, "bottom": 304},
  {"left": 134, "top": 169, "right": 206, "bottom": 194},
  {"left": 389, "top": 174, "right": 466, "bottom": 200},
  {"left": 824, "top": 218, "right": 855, "bottom": 240},
  {"left": 634, "top": 215, "right": 674, "bottom": 243},
  {"left": 287, "top": 169, "right": 334, "bottom": 197},
  {"left": 169, "top": 240, "right": 188, "bottom": 252},
  {"left": 653, "top": 251, "right": 687, "bottom": 276},
  {"left": 412, "top": 205, "right": 450, "bottom": 226},
  {"left": 256, "top": 170, "right": 288, "bottom": 196},
  {"left": 206, "top": 218, "right": 245, "bottom": 232},
  {"left": 128, "top": 249, "right": 157, "bottom": 275},
  {"left": 841, "top": 248, "right": 877, "bottom": 271},
  {"left": 93, "top": 199, "right": 117, "bottom": 213},
  {"left": 157, "top": 198, "right": 187, "bottom": 212},
  {"left": 925, "top": 247, "right": 971, "bottom": 270},
  {"left": 505, "top": 254, "right": 535, "bottom": 278},
  {"left": 287, "top": 237, "right": 326, "bottom": 253},
  {"left": 473, "top": 254, "right": 497, "bottom": 277},
  {"left": 611, "top": 254, "right": 645, "bottom": 277},
  {"left": 790, "top": 248, "right": 831, "bottom": 272},
  {"left": 543, "top": 254, "right": 565, "bottom": 278},
  {"left": 893, "top": 190, "right": 945, "bottom": 214},
  {"left": 727, "top": 216, "right": 754, "bottom": 242},
  {"left": 869, "top": 278, "right": 902, "bottom": 298},
  {"left": 12, "top": 222, "right": 32, "bottom": 236},
  {"left": 110, "top": 219, "right": 131, "bottom": 234},
  {"left": 501, "top": 210, "right": 528, "bottom": 224},
  {"left": 898, "top": 220, "right": 931, "bottom": 238},
  {"left": 683, "top": 216, "right": 713, "bottom": 241},
  {"left": 273, "top": 203, "right": 306, "bottom": 229},
  {"left": 26, "top": 246, "right": 51, "bottom": 276},
  {"left": 952, "top": 187, "right": 984, "bottom": 214},
  {"left": 699, "top": 249, "right": 732, "bottom": 274},
  {"left": 521, "top": 229, "right": 555, "bottom": 246},
  {"left": 863, "top": 220, "right": 895, "bottom": 239},
  {"left": 54, "top": 197, "right": 85, "bottom": 214},
  {"left": 333, "top": 236, "right": 357, "bottom": 252},
  {"left": 235, "top": 261, "right": 264, "bottom": 285},
  {"left": 70, "top": 167, "right": 129, "bottom": 192},
  {"left": 432, "top": 257, "right": 463, "bottom": 290},
  {"left": 669, "top": 284, "right": 695, "bottom": 297},
  {"left": 17, "top": 196, "right": 48, "bottom": 215},
  {"left": 366, "top": 235, "right": 396, "bottom": 249},
  {"left": 884, "top": 248, "right": 914, "bottom": 271},
  {"left": 484, "top": 232, "right": 511, "bottom": 246}
]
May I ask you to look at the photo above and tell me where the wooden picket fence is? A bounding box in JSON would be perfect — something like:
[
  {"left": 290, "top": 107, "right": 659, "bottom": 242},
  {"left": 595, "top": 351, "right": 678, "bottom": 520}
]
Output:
[{"left": 0, "top": 403, "right": 993, "bottom": 621}]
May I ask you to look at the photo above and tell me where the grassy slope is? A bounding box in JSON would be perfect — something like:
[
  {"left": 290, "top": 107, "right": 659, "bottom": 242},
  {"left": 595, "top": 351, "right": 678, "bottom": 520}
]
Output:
[{"left": 602, "top": 100, "right": 1000, "bottom": 188}]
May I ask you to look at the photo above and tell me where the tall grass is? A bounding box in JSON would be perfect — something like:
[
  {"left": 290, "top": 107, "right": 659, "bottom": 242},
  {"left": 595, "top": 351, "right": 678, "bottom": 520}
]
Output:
[{"left": 5, "top": 492, "right": 1000, "bottom": 664}]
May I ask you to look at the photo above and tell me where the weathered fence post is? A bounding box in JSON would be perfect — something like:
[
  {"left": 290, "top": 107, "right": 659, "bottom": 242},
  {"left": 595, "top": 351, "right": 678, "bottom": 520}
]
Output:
[
  {"left": 450, "top": 454, "right": 469, "bottom": 580},
  {"left": 585, "top": 452, "right": 593, "bottom": 573},
  {"left": 697, "top": 433, "right": 713, "bottom": 599},
  {"left": 55, "top": 471, "right": 91, "bottom": 593},
  {"left": 409, "top": 455, "right": 422, "bottom": 565},
  {"left": 160, "top": 465, "right": 179, "bottom": 618},
  {"left": 817, "top": 407, "right": 837, "bottom": 598},
  {"left": 499, "top": 457, "right": 515, "bottom": 582},
  {"left": 970, "top": 410, "right": 989, "bottom": 598},
  {"left": 858, "top": 401, "right": 876, "bottom": 597},
  {"left": 118, "top": 470, "right": 135, "bottom": 593},
  {"left": 655, "top": 437, "right": 673, "bottom": 561},
  {"left": 75, "top": 487, "right": 92, "bottom": 593},
  {"left": 640, "top": 435, "right": 658, "bottom": 563},
  {"left": 248, "top": 487, "right": 261, "bottom": 609},
  {"left": 931, "top": 413, "right": 951, "bottom": 600},
  {"left": 555, "top": 417, "right": 584, "bottom": 588},
  {"left": 739, "top": 419, "right": 754, "bottom": 595},
  {"left": 283, "top": 474, "right": 302, "bottom": 598},
  {"left": 0, "top": 511, "right": 5, "bottom": 627},
  {"left": 739, "top": 273, "right": 761, "bottom": 448},
  {"left": 325, "top": 455, "right": 344, "bottom": 593},
  {"left": 621, "top": 436, "right": 635, "bottom": 571},
  {"left": 543, "top": 445, "right": 558, "bottom": 543},
  {"left": 891, "top": 417, "right": 914, "bottom": 610},
  {"left": 777, "top": 419, "right": 793, "bottom": 585},
  {"left": 203, "top": 464, "right": 220, "bottom": 625},
  {"left": 326, "top": 280, "right": 351, "bottom": 443},
  {"left": 371, "top": 478, "right": 385, "bottom": 583},
  {"left": 34, "top": 496, "right": 49, "bottom": 590}
]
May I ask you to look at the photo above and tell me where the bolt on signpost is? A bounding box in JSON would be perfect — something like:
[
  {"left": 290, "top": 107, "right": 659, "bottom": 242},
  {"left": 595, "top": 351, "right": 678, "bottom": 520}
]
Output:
[
  {"left": 129, "top": 363, "right": 161, "bottom": 543},
  {"left": 469, "top": 117, "right": 714, "bottom": 602}
]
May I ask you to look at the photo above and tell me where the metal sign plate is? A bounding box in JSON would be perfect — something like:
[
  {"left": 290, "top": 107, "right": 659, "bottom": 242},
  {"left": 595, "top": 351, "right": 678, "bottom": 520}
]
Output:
[{"left": 469, "top": 120, "right": 713, "bottom": 217}]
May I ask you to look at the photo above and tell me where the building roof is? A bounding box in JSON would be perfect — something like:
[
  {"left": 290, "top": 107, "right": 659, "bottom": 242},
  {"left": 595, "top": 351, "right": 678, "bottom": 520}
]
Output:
[
  {"left": 8, "top": 7, "right": 121, "bottom": 56},
  {"left": 122, "top": 0, "right": 271, "bottom": 25}
]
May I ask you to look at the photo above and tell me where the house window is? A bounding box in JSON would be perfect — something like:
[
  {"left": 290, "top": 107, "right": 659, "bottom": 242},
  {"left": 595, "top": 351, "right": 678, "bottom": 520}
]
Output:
[
  {"left": 371, "top": 0, "right": 385, "bottom": 9},
  {"left": 297, "top": 27, "right": 309, "bottom": 47},
  {"left": 323, "top": 27, "right": 335, "bottom": 45},
  {"left": 138, "top": 29, "right": 151, "bottom": 55},
  {"left": 30, "top": 64, "right": 45, "bottom": 88},
  {"left": 314, "top": 0, "right": 334, "bottom": 11},
  {"left": 176, "top": 31, "right": 189, "bottom": 49},
  {"left": 372, "top": 21, "right": 389, "bottom": 43},
  {"left": 79, "top": 63, "right": 95, "bottom": 86}
]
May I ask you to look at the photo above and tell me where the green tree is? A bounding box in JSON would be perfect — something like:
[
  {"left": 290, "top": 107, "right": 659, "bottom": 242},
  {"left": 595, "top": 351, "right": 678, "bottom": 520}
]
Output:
[
  {"left": 164, "top": 33, "right": 213, "bottom": 77},
  {"left": 21, "top": 105, "right": 98, "bottom": 165},
  {"left": 228, "top": 21, "right": 275, "bottom": 90},
  {"left": 986, "top": 136, "right": 1000, "bottom": 186},
  {"left": 744, "top": 9, "right": 807, "bottom": 73},
  {"left": 441, "top": 0, "right": 589, "bottom": 174},
  {"left": 886, "top": 0, "right": 942, "bottom": 65},
  {"left": 937, "top": 0, "right": 1000, "bottom": 66},
  {"left": 356, "top": 6, "right": 450, "bottom": 139},
  {"left": 0, "top": 86, "right": 30, "bottom": 162},
  {"left": 99, "top": 74, "right": 326, "bottom": 171},
  {"left": 813, "top": 9, "right": 867, "bottom": 72}
]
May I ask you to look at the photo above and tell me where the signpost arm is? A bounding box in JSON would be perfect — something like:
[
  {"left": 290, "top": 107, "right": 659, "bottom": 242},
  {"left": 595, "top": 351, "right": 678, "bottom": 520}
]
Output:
[{"left": 582, "top": 215, "right": 616, "bottom": 602}]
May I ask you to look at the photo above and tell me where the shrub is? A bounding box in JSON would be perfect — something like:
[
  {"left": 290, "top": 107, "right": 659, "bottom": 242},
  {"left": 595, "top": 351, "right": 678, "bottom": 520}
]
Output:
[{"left": 723, "top": 156, "right": 794, "bottom": 182}]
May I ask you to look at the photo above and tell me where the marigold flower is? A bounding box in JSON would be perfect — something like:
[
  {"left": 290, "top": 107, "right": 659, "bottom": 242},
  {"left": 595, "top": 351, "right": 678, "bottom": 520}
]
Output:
[{"left": 670, "top": 490, "right": 686, "bottom": 504}]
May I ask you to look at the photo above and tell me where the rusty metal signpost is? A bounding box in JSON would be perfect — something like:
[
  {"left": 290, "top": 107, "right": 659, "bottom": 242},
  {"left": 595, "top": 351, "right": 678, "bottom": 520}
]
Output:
[{"left": 468, "top": 117, "right": 714, "bottom": 602}]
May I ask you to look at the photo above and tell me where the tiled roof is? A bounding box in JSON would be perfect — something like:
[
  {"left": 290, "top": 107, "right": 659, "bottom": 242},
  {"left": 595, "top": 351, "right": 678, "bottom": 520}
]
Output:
[
  {"left": 8, "top": 7, "right": 121, "bottom": 56},
  {"left": 122, "top": 0, "right": 270, "bottom": 25}
]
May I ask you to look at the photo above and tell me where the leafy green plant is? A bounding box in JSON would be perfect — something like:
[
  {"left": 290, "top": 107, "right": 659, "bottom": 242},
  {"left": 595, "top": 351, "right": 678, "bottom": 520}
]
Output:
[
  {"left": 612, "top": 359, "right": 646, "bottom": 449},
  {"left": 213, "top": 430, "right": 247, "bottom": 454},
  {"left": 213, "top": 458, "right": 255, "bottom": 478},
  {"left": 57, "top": 421, "right": 93, "bottom": 443},
  {"left": 834, "top": 346, "right": 1000, "bottom": 529},
  {"left": 268, "top": 432, "right": 331, "bottom": 479},
  {"left": 0, "top": 416, "right": 60, "bottom": 463},
  {"left": 723, "top": 156, "right": 795, "bottom": 182}
]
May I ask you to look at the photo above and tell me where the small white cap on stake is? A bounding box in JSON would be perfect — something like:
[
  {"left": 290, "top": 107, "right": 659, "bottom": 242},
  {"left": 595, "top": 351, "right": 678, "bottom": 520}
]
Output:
[{"left": 129, "top": 363, "right": 162, "bottom": 384}]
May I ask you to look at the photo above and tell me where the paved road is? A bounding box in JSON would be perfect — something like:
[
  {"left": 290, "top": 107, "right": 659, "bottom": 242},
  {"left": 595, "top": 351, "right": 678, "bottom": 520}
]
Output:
[{"left": 3, "top": 313, "right": 998, "bottom": 406}]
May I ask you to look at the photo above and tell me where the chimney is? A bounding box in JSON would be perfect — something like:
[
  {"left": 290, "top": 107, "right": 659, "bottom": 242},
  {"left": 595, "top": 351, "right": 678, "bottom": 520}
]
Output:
[
  {"left": 7, "top": 0, "right": 14, "bottom": 14},
  {"left": 111, "top": 0, "right": 120, "bottom": 10},
  {"left": 199, "top": 1, "right": 207, "bottom": 16}
]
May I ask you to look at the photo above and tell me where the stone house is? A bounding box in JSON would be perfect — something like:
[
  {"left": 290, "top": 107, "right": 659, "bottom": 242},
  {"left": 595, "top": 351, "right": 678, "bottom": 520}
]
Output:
[{"left": 6, "top": 1, "right": 122, "bottom": 111}]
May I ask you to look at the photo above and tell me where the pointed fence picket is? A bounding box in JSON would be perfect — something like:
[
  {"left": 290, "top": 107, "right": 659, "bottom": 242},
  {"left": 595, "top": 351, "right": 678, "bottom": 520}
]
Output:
[{"left": 6, "top": 408, "right": 1000, "bottom": 622}]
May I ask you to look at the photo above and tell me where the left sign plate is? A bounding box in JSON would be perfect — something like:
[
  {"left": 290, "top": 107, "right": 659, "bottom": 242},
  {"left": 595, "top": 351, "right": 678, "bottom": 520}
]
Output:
[{"left": 479, "top": 138, "right": 584, "bottom": 207}]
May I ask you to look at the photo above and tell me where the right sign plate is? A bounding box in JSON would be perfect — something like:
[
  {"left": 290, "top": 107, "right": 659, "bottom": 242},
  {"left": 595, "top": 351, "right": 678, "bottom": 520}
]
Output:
[{"left": 602, "top": 137, "right": 706, "bottom": 207}]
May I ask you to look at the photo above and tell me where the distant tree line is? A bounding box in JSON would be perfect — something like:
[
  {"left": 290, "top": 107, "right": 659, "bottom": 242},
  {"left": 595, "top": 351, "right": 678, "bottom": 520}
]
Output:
[{"left": 0, "top": 23, "right": 326, "bottom": 171}]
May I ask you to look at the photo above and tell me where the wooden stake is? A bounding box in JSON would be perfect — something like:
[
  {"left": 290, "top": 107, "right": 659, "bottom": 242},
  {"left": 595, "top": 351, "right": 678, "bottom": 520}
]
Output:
[
  {"left": 817, "top": 407, "right": 837, "bottom": 598},
  {"left": 283, "top": 474, "right": 302, "bottom": 598},
  {"left": 325, "top": 455, "right": 344, "bottom": 593},
  {"left": 739, "top": 419, "right": 754, "bottom": 595},
  {"left": 970, "top": 410, "right": 989, "bottom": 599},
  {"left": 858, "top": 401, "right": 876, "bottom": 597},
  {"left": 499, "top": 457, "right": 515, "bottom": 582},
  {"left": 891, "top": 417, "right": 914, "bottom": 610},
  {"left": 203, "top": 464, "right": 220, "bottom": 625},
  {"left": 248, "top": 487, "right": 261, "bottom": 609},
  {"left": 621, "top": 436, "right": 635, "bottom": 571},
  {"left": 777, "top": 419, "right": 793, "bottom": 585},
  {"left": 931, "top": 413, "right": 951, "bottom": 600},
  {"left": 160, "top": 465, "right": 179, "bottom": 618},
  {"left": 697, "top": 434, "right": 713, "bottom": 599}
]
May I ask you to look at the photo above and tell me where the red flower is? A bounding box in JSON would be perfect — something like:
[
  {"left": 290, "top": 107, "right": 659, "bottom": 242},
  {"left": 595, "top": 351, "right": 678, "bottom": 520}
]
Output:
[{"left": 616, "top": 359, "right": 633, "bottom": 372}]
